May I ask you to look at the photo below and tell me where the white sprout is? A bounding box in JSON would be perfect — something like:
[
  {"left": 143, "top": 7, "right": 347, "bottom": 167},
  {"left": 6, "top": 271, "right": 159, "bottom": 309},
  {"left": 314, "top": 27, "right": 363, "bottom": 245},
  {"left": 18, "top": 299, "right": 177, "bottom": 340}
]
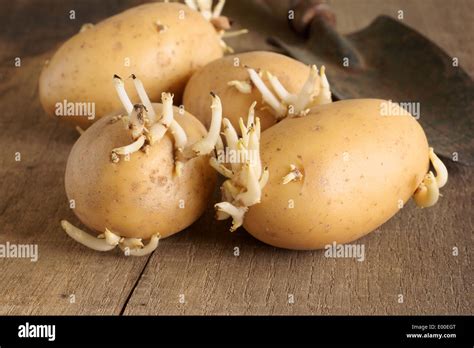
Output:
[
  {"left": 214, "top": 202, "right": 248, "bottom": 232},
  {"left": 210, "top": 103, "right": 267, "bottom": 232},
  {"left": 210, "top": 156, "right": 234, "bottom": 178},
  {"left": 192, "top": 92, "right": 223, "bottom": 156},
  {"left": 212, "top": 0, "right": 226, "bottom": 18},
  {"left": 124, "top": 234, "right": 160, "bottom": 256},
  {"left": 185, "top": 0, "right": 247, "bottom": 52},
  {"left": 413, "top": 172, "right": 440, "bottom": 208},
  {"left": 119, "top": 237, "right": 144, "bottom": 250},
  {"left": 61, "top": 220, "right": 118, "bottom": 252},
  {"left": 129, "top": 104, "right": 147, "bottom": 140},
  {"left": 184, "top": 0, "right": 198, "bottom": 11},
  {"left": 215, "top": 134, "right": 224, "bottom": 153},
  {"left": 61, "top": 220, "right": 160, "bottom": 256},
  {"left": 291, "top": 65, "right": 319, "bottom": 116},
  {"left": 159, "top": 92, "right": 174, "bottom": 128},
  {"left": 111, "top": 134, "right": 146, "bottom": 157},
  {"left": 235, "top": 164, "right": 261, "bottom": 206},
  {"left": 112, "top": 75, "right": 225, "bottom": 175},
  {"left": 186, "top": 0, "right": 223, "bottom": 21},
  {"left": 130, "top": 74, "right": 156, "bottom": 121},
  {"left": 247, "top": 68, "right": 287, "bottom": 119},
  {"left": 75, "top": 126, "right": 85, "bottom": 135},
  {"left": 169, "top": 120, "right": 188, "bottom": 176},
  {"left": 79, "top": 23, "right": 94, "bottom": 33},
  {"left": 312, "top": 66, "right": 332, "bottom": 106},
  {"left": 282, "top": 164, "right": 303, "bottom": 184},
  {"left": 429, "top": 147, "right": 448, "bottom": 188},
  {"left": 103, "top": 228, "right": 122, "bottom": 246},
  {"left": 222, "top": 118, "right": 239, "bottom": 172},
  {"left": 222, "top": 29, "right": 249, "bottom": 38},
  {"left": 266, "top": 71, "right": 296, "bottom": 104},
  {"left": 148, "top": 92, "right": 175, "bottom": 144},
  {"left": 228, "top": 80, "right": 252, "bottom": 94},
  {"left": 233, "top": 65, "right": 332, "bottom": 120},
  {"left": 259, "top": 167, "right": 269, "bottom": 189},
  {"left": 113, "top": 75, "right": 133, "bottom": 114},
  {"left": 413, "top": 147, "right": 448, "bottom": 208}
]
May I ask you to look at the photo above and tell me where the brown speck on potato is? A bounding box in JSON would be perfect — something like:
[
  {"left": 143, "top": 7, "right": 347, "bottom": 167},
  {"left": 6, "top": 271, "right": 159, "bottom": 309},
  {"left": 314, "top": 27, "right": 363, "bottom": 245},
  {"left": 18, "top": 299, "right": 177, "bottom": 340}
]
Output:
[
  {"left": 131, "top": 182, "right": 141, "bottom": 192},
  {"left": 152, "top": 176, "right": 168, "bottom": 186}
]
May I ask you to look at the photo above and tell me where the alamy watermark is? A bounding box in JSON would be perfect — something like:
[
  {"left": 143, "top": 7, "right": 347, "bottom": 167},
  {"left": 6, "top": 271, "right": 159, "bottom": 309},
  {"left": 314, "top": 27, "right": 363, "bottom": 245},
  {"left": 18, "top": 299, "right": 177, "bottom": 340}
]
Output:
[
  {"left": 380, "top": 99, "right": 420, "bottom": 119},
  {"left": 0, "top": 242, "right": 38, "bottom": 262},
  {"left": 324, "top": 241, "right": 365, "bottom": 262},
  {"left": 215, "top": 148, "right": 258, "bottom": 164},
  {"left": 55, "top": 99, "right": 95, "bottom": 120},
  {"left": 18, "top": 322, "right": 55, "bottom": 341}
]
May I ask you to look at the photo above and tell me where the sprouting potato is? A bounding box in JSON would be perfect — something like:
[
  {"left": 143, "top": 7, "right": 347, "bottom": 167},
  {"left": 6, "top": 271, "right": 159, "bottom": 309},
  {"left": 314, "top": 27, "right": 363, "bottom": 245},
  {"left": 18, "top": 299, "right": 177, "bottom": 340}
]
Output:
[
  {"left": 61, "top": 75, "right": 224, "bottom": 256},
  {"left": 211, "top": 99, "right": 448, "bottom": 250},
  {"left": 183, "top": 51, "right": 332, "bottom": 133},
  {"left": 39, "top": 1, "right": 239, "bottom": 129}
]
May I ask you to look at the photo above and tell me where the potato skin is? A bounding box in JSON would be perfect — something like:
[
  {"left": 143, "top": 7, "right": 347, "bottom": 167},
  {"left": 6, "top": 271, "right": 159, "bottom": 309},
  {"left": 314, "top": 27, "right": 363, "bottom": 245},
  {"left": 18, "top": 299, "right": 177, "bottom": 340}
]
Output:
[
  {"left": 243, "top": 99, "right": 429, "bottom": 250},
  {"left": 65, "top": 104, "right": 217, "bottom": 239},
  {"left": 39, "top": 2, "right": 223, "bottom": 129},
  {"left": 183, "top": 51, "right": 312, "bottom": 133}
]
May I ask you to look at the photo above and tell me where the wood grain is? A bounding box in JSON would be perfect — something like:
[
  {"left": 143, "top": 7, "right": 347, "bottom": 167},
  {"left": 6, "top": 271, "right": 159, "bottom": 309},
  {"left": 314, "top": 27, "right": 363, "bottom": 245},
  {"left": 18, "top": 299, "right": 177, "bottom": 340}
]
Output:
[{"left": 0, "top": 0, "right": 472, "bottom": 315}]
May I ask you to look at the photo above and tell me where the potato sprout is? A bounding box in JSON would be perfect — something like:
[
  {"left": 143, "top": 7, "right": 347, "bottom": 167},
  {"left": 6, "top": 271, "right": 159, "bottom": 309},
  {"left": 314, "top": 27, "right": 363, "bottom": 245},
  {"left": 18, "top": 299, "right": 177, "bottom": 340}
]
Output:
[
  {"left": 227, "top": 80, "right": 252, "bottom": 94},
  {"left": 230, "top": 65, "right": 332, "bottom": 120},
  {"left": 61, "top": 220, "right": 160, "bottom": 255},
  {"left": 211, "top": 102, "right": 269, "bottom": 231},
  {"left": 185, "top": 0, "right": 248, "bottom": 53},
  {"left": 282, "top": 164, "right": 303, "bottom": 184},
  {"left": 111, "top": 75, "right": 221, "bottom": 168},
  {"left": 413, "top": 148, "right": 448, "bottom": 208}
]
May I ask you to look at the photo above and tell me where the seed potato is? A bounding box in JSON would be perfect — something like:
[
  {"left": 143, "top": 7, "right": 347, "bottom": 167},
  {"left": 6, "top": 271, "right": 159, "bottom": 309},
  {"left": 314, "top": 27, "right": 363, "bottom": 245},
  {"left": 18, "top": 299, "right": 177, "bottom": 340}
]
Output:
[
  {"left": 39, "top": 2, "right": 223, "bottom": 128},
  {"left": 207, "top": 97, "right": 447, "bottom": 250},
  {"left": 183, "top": 51, "right": 327, "bottom": 132},
  {"left": 65, "top": 103, "right": 216, "bottom": 240}
]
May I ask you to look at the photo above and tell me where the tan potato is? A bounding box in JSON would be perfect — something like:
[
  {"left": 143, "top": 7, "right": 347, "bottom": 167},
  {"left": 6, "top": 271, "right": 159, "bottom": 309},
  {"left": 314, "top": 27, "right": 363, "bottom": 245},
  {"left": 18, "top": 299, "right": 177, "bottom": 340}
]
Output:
[
  {"left": 243, "top": 99, "right": 432, "bottom": 249},
  {"left": 60, "top": 74, "right": 226, "bottom": 255},
  {"left": 39, "top": 2, "right": 223, "bottom": 129},
  {"left": 212, "top": 99, "right": 448, "bottom": 250},
  {"left": 183, "top": 51, "right": 330, "bottom": 133},
  {"left": 65, "top": 103, "right": 216, "bottom": 240}
]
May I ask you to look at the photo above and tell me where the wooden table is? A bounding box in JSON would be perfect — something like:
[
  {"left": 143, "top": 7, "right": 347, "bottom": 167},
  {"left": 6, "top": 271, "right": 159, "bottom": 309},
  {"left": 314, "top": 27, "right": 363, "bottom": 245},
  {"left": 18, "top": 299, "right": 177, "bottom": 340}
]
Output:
[{"left": 0, "top": 0, "right": 472, "bottom": 315}]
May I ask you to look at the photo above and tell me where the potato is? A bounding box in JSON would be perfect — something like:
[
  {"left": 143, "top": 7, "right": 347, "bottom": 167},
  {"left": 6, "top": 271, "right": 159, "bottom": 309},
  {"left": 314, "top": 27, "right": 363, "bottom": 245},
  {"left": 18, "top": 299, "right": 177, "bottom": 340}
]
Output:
[
  {"left": 39, "top": 2, "right": 223, "bottom": 129},
  {"left": 213, "top": 99, "right": 447, "bottom": 250},
  {"left": 65, "top": 104, "right": 216, "bottom": 241},
  {"left": 61, "top": 75, "right": 223, "bottom": 256},
  {"left": 183, "top": 51, "right": 331, "bottom": 133}
]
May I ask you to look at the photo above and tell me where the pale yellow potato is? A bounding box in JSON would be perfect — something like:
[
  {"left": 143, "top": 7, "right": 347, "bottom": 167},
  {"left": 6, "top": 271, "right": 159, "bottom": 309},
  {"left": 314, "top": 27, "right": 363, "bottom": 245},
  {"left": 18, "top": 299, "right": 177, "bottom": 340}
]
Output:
[
  {"left": 40, "top": 2, "right": 223, "bottom": 129},
  {"left": 65, "top": 104, "right": 217, "bottom": 239},
  {"left": 183, "top": 51, "right": 313, "bottom": 132},
  {"left": 243, "top": 99, "right": 429, "bottom": 250}
]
